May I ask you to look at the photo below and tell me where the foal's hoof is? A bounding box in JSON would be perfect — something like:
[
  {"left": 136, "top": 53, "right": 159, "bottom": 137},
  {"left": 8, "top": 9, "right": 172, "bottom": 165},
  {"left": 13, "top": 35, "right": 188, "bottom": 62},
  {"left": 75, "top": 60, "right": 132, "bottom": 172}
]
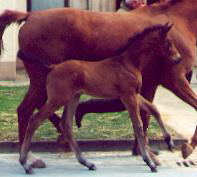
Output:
[
  {"left": 89, "top": 163, "right": 97, "bottom": 171},
  {"left": 31, "top": 159, "right": 46, "bottom": 168},
  {"left": 151, "top": 167, "right": 157, "bottom": 172},
  {"left": 181, "top": 143, "right": 194, "bottom": 159},
  {"left": 25, "top": 165, "right": 34, "bottom": 174}
]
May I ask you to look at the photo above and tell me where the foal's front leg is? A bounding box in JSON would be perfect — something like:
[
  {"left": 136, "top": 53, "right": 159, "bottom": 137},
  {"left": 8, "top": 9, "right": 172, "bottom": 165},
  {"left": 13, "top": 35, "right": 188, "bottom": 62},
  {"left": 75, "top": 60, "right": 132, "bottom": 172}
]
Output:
[
  {"left": 61, "top": 95, "right": 96, "bottom": 170},
  {"left": 121, "top": 93, "right": 157, "bottom": 172}
]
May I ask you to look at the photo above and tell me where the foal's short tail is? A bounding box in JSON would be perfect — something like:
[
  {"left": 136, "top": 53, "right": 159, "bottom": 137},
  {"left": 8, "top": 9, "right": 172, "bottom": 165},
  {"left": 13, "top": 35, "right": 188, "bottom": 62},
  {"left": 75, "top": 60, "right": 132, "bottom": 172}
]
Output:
[{"left": 0, "top": 9, "right": 29, "bottom": 55}]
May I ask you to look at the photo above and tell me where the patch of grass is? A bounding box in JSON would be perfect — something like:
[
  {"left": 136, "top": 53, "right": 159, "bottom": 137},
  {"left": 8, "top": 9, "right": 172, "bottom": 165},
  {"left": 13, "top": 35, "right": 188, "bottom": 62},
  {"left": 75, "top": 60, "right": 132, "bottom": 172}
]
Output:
[{"left": 0, "top": 86, "right": 163, "bottom": 141}]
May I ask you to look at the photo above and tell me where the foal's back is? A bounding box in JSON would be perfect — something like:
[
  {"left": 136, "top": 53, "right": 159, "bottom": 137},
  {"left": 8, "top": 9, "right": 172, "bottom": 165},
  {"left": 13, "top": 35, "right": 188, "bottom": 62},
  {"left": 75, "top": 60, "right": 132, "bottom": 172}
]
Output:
[{"left": 47, "top": 58, "right": 140, "bottom": 99}]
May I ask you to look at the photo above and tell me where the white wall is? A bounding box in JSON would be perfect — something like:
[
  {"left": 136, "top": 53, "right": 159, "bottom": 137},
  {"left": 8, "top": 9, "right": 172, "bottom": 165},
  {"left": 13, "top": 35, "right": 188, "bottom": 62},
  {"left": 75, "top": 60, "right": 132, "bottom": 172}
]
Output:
[
  {"left": 89, "top": 0, "right": 115, "bottom": 12},
  {"left": 0, "top": 0, "right": 26, "bottom": 80},
  {"left": 68, "top": 0, "right": 116, "bottom": 11},
  {"left": 69, "top": 0, "right": 88, "bottom": 10},
  {"left": 0, "top": 0, "right": 26, "bottom": 62}
]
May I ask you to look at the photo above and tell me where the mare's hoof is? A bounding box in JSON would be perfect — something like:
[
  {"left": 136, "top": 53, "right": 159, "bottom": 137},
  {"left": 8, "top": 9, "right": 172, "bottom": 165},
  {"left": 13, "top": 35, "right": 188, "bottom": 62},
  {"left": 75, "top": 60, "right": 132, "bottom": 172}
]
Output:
[
  {"left": 181, "top": 143, "right": 194, "bottom": 159},
  {"left": 31, "top": 159, "right": 46, "bottom": 168},
  {"left": 89, "top": 164, "right": 97, "bottom": 170}
]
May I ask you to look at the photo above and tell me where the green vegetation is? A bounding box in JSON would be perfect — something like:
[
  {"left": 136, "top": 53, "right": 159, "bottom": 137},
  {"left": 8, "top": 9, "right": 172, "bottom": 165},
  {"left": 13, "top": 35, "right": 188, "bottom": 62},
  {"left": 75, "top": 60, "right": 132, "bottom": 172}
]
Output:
[{"left": 0, "top": 86, "right": 163, "bottom": 142}]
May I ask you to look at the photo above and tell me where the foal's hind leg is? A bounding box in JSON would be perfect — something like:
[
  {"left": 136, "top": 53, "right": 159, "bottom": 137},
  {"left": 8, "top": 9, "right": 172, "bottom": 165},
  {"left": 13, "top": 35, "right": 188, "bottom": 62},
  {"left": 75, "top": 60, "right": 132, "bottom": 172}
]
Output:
[
  {"left": 17, "top": 83, "right": 48, "bottom": 169},
  {"left": 18, "top": 62, "right": 62, "bottom": 168},
  {"left": 19, "top": 100, "right": 62, "bottom": 174},
  {"left": 61, "top": 95, "right": 96, "bottom": 170},
  {"left": 138, "top": 94, "right": 174, "bottom": 151}
]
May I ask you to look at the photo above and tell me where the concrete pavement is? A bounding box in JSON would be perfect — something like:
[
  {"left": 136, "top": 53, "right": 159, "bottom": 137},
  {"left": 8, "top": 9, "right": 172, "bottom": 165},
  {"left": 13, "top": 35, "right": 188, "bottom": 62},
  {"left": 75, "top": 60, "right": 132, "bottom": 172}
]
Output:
[{"left": 0, "top": 151, "right": 197, "bottom": 177}]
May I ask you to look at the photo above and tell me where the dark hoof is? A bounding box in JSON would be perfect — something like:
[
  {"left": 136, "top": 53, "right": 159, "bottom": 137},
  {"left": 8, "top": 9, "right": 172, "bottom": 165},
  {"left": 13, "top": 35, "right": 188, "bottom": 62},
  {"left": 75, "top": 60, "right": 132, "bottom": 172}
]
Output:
[
  {"left": 25, "top": 166, "right": 34, "bottom": 174},
  {"left": 31, "top": 159, "right": 46, "bottom": 168},
  {"left": 151, "top": 167, "right": 157, "bottom": 172},
  {"left": 89, "top": 164, "right": 97, "bottom": 170},
  {"left": 76, "top": 122, "right": 82, "bottom": 128},
  {"left": 75, "top": 109, "right": 84, "bottom": 128}
]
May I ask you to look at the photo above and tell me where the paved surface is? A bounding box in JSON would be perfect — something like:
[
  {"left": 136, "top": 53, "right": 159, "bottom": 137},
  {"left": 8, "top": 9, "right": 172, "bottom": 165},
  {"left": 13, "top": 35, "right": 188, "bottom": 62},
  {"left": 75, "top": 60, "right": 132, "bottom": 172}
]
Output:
[{"left": 0, "top": 151, "right": 197, "bottom": 177}]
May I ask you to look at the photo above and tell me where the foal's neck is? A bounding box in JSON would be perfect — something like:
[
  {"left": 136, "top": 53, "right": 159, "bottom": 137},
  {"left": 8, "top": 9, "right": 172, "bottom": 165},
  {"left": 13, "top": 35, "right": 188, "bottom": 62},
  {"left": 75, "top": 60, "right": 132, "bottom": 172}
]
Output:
[{"left": 120, "top": 44, "right": 156, "bottom": 72}]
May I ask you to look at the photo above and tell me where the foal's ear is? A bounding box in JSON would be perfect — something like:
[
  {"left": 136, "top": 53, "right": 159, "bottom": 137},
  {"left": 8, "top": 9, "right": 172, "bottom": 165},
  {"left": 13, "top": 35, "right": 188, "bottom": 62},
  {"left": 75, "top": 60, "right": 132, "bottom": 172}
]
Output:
[{"left": 160, "top": 22, "right": 173, "bottom": 39}]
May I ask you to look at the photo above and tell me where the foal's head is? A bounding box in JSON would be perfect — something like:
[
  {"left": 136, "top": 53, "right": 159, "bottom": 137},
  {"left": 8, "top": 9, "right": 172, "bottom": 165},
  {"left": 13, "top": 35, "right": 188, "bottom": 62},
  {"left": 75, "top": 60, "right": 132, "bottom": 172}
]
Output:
[
  {"left": 118, "top": 23, "right": 181, "bottom": 68},
  {"left": 144, "top": 23, "right": 181, "bottom": 64}
]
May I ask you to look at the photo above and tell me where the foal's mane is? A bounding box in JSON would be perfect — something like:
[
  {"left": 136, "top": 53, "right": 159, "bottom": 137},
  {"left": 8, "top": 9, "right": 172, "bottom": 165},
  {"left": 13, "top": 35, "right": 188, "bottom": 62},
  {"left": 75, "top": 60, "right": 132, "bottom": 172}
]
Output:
[{"left": 117, "top": 24, "right": 165, "bottom": 55}]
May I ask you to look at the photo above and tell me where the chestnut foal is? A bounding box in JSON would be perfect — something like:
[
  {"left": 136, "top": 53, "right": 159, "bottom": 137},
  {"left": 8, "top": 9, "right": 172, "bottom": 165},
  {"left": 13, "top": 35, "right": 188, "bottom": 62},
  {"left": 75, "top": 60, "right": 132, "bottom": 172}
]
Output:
[{"left": 19, "top": 24, "right": 180, "bottom": 173}]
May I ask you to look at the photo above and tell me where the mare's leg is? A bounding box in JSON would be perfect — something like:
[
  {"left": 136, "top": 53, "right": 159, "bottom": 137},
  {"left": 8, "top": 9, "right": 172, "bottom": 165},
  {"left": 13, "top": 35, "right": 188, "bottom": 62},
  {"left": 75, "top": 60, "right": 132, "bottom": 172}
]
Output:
[
  {"left": 75, "top": 99, "right": 125, "bottom": 128},
  {"left": 121, "top": 93, "right": 157, "bottom": 172},
  {"left": 182, "top": 125, "right": 197, "bottom": 159},
  {"left": 19, "top": 100, "right": 62, "bottom": 174},
  {"left": 61, "top": 95, "right": 96, "bottom": 170},
  {"left": 138, "top": 94, "right": 174, "bottom": 151},
  {"left": 161, "top": 72, "right": 197, "bottom": 158},
  {"left": 162, "top": 72, "right": 197, "bottom": 110}
]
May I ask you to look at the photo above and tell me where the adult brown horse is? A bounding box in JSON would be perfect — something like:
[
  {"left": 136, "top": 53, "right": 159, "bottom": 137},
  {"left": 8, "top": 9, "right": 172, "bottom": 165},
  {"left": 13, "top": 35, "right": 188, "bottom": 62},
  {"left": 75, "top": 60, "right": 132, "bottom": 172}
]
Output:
[{"left": 0, "top": 0, "right": 196, "bottom": 167}]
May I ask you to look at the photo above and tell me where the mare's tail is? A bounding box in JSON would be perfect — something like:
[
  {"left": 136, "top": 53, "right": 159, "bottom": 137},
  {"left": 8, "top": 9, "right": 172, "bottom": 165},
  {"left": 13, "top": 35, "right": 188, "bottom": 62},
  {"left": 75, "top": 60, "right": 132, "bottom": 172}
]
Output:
[{"left": 0, "top": 9, "right": 29, "bottom": 55}]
